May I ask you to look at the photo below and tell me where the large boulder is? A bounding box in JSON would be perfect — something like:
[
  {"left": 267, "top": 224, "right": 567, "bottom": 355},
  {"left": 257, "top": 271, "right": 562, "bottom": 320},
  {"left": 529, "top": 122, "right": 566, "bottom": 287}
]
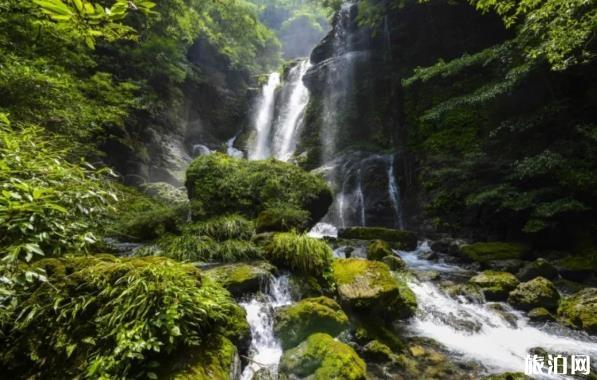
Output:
[
  {"left": 203, "top": 261, "right": 276, "bottom": 297},
  {"left": 469, "top": 271, "right": 519, "bottom": 301},
  {"left": 279, "top": 333, "right": 367, "bottom": 380},
  {"left": 553, "top": 256, "right": 596, "bottom": 281},
  {"left": 185, "top": 153, "right": 332, "bottom": 224},
  {"left": 507, "top": 277, "right": 560, "bottom": 311},
  {"left": 516, "top": 258, "right": 558, "bottom": 281},
  {"left": 460, "top": 242, "right": 530, "bottom": 264},
  {"left": 338, "top": 227, "right": 417, "bottom": 250},
  {"left": 332, "top": 258, "right": 417, "bottom": 319},
  {"left": 557, "top": 288, "right": 597, "bottom": 334},
  {"left": 274, "top": 297, "right": 349, "bottom": 349},
  {"left": 367, "top": 240, "right": 393, "bottom": 261}
]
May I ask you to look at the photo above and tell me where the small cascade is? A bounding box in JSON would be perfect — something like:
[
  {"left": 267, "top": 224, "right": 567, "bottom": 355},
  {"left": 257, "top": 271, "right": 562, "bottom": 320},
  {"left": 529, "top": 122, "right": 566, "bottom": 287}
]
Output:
[
  {"left": 226, "top": 134, "right": 244, "bottom": 158},
  {"left": 387, "top": 155, "right": 404, "bottom": 228},
  {"left": 271, "top": 60, "right": 311, "bottom": 161},
  {"left": 248, "top": 73, "right": 280, "bottom": 160},
  {"left": 402, "top": 243, "right": 597, "bottom": 377},
  {"left": 192, "top": 143, "right": 212, "bottom": 156},
  {"left": 240, "top": 275, "right": 292, "bottom": 380},
  {"left": 355, "top": 168, "right": 366, "bottom": 226}
]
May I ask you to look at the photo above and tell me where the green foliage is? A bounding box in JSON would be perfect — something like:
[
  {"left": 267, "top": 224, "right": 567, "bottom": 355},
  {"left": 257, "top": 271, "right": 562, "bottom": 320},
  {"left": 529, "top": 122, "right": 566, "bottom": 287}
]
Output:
[
  {"left": 256, "top": 206, "right": 311, "bottom": 233},
  {"left": 185, "top": 153, "right": 332, "bottom": 222},
  {"left": 0, "top": 124, "right": 116, "bottom": 264},
  {"left": 264, "top": 231, "right": 333, "bottom": 278},
  {"left": 186, "top": 214, "right": 256, "bottom": 242},
  {"left": 0, "top": 255, "right": 244, "bottom": 378},
  {"left": 460, "top": 242, "right": 530, "bottom": 263}
]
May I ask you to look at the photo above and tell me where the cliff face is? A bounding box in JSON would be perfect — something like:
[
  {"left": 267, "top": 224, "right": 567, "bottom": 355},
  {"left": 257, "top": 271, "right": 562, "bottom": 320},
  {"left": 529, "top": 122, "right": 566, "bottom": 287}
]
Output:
[{"left": 103, "top": 39, "right": 253, "bottom": 186}]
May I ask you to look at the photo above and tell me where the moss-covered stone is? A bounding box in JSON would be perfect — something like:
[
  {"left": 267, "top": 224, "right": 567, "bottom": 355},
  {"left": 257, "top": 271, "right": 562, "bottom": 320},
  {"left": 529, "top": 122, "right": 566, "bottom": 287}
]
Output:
[
  {"left": 141, "top": 181, "right": 188, "bottom": 205},
  {"left": 442, "top": 283, "right": 484, "bottom": 303},
  {"left": 279, "top": 333, "right": 366, "bottom": 380},
  {"left": 274, "top": 297, "right": 349, "bottom": 349},
  {"left": 185, "top": 153, "right": 332, "bottom": 224},
  {"left": 460, "top": 242, "right": 530, "bottom": 264},
  {"left": 469, "top": 270, "right": 519, "bottom": 301},
  {"left": 255, "top": 206, "right": 311, "bottom": 233},
  {"left": 382, "top": 255, "right": 406, "bottom": 271},
  {"left": 338, "top": 227, "right": 417, "bottom": 250},
  {"left": 203, "top": 261, "right": 276, "bottom": 297},
  {"left": 332, "top": 258, "right": 417, "bottom": 319},
  {"left": 553, "top": 256, "right": 597, "bottom": 281},
  {"left": 516, "top": 258, "right": 558, "bottom": 281},
  {"left": 362, "top": 340, "right": 399, "bottom": 363},
  {"left": 557, "top": 288, "right": 597, "bottom": 334},
  {"left": 527, "top": 307, "right": 555, "bottom": 322},
  {"left": 367, "top": 240, "right": 393, "bottom": 261},
  {"left": 507, "top": 277, "right": 560, "bottom": 311},
  {"left": 163, "top": 335, "right": 239, "bottom": 380}
]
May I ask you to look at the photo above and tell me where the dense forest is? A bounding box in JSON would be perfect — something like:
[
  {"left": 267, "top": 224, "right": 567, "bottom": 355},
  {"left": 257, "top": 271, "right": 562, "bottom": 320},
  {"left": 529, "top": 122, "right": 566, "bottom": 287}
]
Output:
[{"left": 1, "top": 0, "right": 596, "bottom": 379}]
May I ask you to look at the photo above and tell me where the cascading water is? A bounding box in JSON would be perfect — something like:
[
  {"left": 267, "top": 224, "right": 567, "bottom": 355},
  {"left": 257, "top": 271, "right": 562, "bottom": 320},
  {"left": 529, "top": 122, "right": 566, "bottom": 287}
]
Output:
[
  {"left": 240, "top": 275, "right": 292, "bottom": 380},
  {"left": 249, "top": 73, "right": 280, "bottom": 160},
  {"left": 226, "top": 134, "right": 244, "bottom": 159},
  {"left": 400, "top": 243, "right": 597, "bottom": 378},
  {"left": 387, "top": 155, "right": 404, "bottom": 229},
  {"left": 271, "top": 60, "right": 311, "bottom": 161}
]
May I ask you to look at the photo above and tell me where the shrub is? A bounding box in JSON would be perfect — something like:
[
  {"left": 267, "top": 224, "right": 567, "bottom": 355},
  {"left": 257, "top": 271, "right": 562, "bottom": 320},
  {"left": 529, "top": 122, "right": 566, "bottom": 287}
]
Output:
[
  {"left": 185, "top": 153, "right": 332, "bottom": 223},
  {"left": 264, "top": 231, "right": 333, "bottom": 278},
  {"left": 0, "top": 255, "right": 246, "bottom": 379},
  {"left": 256, "top": 206, "right": 311, "bottom": 233},
  {"left": 0, "top": 124, "right": 117, "bottom": 264},
  {"left": 186, "top": 214, "right": 255, "bottom": 241}
]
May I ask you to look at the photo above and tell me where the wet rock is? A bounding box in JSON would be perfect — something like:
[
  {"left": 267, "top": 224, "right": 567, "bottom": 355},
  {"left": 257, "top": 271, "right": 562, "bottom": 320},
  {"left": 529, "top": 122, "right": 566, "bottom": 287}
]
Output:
[
  {"left": 469, "top": 271, "right": 519, "bottom": 301},
  {"left": 557, "top": 287, "right": 597, "bottom": 334},
  {"left": 203, "top": 261, "right": 276, "bottom": 297},
  {"left": 460, "top": 242, "right": 530, "bottom": 265},
  {"left": 382, "top": 255, "right": 406, "bottom": 271},
  {"left": 253, "top": 368, "right": 276, "bottom": 380},
  {"left": 527, "top": 307, "right": 555, "bottom": 322},
  {"left": 487, "top": 303, "right": 518, "bottom": 327},
  {"left": 482, "top": 373, "right": 532, "bottom": 380},
  {"left": 288, "top": 274, "right": 325, "bottom": 299},
  {"left": 553, "top": 256, "right": 596, "bottom": 281},
  {"left": 415, "top": 270, "right": 440, "bottom": 282},
  {"left": 367, "top": 240, "right": 393, "bottom": 261},
  {"left": 279, "top": 333, "right": 367, "bottom": 379},
  {"left": 338, "top": 227, "right": 417, "bottom": 250},
  {"left": 332, "top": 258, "right": 417, "bottom": 319},
  {"left": 507, "top": 277, "right": 560, "bottom": 311},
  {"left": 485, "top": 259, "right": 524, "bottom": 274},
  {"left": 362, "top": 340, "right": 399, "bottom": 363},
  {"left": 274, "top": 297, "right": 349, "bottom": 349},
  {"left": 516, "top": 258, "right": 558, "bottom": 281},
  {"left": 430, "top": 238, "right": 466, "bottom": 256},
  {"left": 443, "top": 283, "right": 485, "bottom": 303}
]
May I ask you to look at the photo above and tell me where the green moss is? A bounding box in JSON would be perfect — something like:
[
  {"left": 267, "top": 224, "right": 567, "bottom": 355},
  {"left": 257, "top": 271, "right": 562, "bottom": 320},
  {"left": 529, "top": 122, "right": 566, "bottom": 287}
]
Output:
[
  {"left": 204, "top": 261, "right": 275, "bottom": 296},
  {"left": 382, "top": 255, "right": 406, "bottom": 271},
  {"left": 3, "top": 255, "right": 244, "bottom": 378},
  {"left": 367, "top": 240, "right": 393, "bottom": 261},
  {"left": 185, "top": 214, "right": 255, "bottom": 241},
  {"left": 162, "top": 335, "right": 238, "bottom": 380},
  {"left": 256, "top": 206, "right": 311, "bottom": 233},
  {"left": 264, "top": 231, "right": 333, "bottom": 279},
  {"left": 469, "top": 270, "right": 520, "bottom": 301},
  {"left": 279, "top": 333, "right": 366, "bottom": 380},
  {"left": 507, "top": 277, "right": 560, "bottom": 311},
  {"left": 527, "top": 307, "right": 555, "bottom": 322},
  {"left": 482, "top": 373, "right": 532, "bottom": 380},
  {"left": 274, "top": 297, "right": 349, "bottom": 349},
  {"left": 362, "top": 340, "right": 399, "bottom": 363},
  {"left": 461, "top": 242, "right": 530, "bottom": 264},
  {"left": 557, "top": 288, "right": 597, "bottom": 334},
  {"left": 185, "top": 153, "right": 332, "bottom": 222},
  {"left": 332, "top": 258, "right": 417, "bottom": 319},
  {"left": 553, "top": 255, "right": 597, "bottom": 281},
  {"left": 141, "top": 182, "right": 188, "bottom": 205},
  {"left": 338, "top": 227, "right": 418, "bottom": 251}
]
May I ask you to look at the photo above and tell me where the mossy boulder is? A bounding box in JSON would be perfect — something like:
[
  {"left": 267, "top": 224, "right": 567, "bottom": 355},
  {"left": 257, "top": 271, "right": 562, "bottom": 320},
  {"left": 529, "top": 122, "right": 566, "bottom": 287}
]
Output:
[
  {"left": 507, "top": 277, "right": 560, "bottom": 311},
  {"left": 338, "top": 227, "right": 417, "bottom": 250},
  {"left": 367, "top": 240, "right": 393, "bottom": 261},
  {"left": 527, "top": 307, "right": 555, "bottom": 322},
  {"left": 469, "top": 271, "right": 519, "bottom": 301},
  {"left": 557, "top": 288, "right": 597, "bottom": 334},
  {"left": 362, "top": 340, "right": 399, "bottom": 363},
  {"left": 553, "top": 256, "right": 597, "bottom": 281},
  {"left": 141, "top": 181, "right": 188, "bottom": 205},
  {"left": 443, "top": 283, "right": 485, "bottom": 303},
  {"left": 256, "top": 206, "right": 311, "bottom": 233},
  {"left": 460, "top": 242, "right": 530, "bottom": 264},
  {"left": 274, "top": 297, "right": 349, "bottom": 349},
  {"left": 382, "top": 255, "right": 406, "bottom": 271},
  {"left": 279, "top": 333, "right": 366, "bottom": 380},
  {"left": 185, "top": 153, "right": 332, "bottom": 225},
  {"left": 163, "top": 335, "right": 239, "bottom": 380},
  {"left": 516, "top": 258, "right": 558, "bottom": 281},
  {"left": 332, "top": 258, "right": 417, "bottom": 319},
  {"left": 203, "top": 261, "right": 276, "bottom": 297}
]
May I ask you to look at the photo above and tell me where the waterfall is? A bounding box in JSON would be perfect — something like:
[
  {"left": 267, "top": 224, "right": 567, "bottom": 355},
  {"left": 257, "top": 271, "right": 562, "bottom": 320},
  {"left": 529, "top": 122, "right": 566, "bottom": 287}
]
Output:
[
  {"left": 248, "top": 73, "right": 280, "bottom": 160},
  {"left": 192, "top": 143, "right": 212, "bottom": 156},
  {"left": 226, "top": 134, "right": 244, "bottom": 159},
  {"left": 387, "top": 155, "right": 404, "bottom": 228},
  {"left": 355, "top": 168, "right": 366, "bottom": 226},
  {"left": 271, "top": 60, "right": 311, "bottom": 161},
  {"left": 240, "top": 275, "right": 292, "bottom": 380},
  {"left": 401, "top": 243, "right": 597, "bottom": 377}
]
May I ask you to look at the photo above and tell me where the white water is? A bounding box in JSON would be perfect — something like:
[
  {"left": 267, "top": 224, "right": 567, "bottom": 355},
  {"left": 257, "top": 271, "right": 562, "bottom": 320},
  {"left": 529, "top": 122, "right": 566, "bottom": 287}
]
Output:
[
  {"left": 192, "top": 143, "right": 212, "bottom": 156},
  {"left": 387, "top": 155, "right": 404, "bottom": 229},
  {"left": 240, "top": 275, "right": 292, "bottom": 380},
  {"left": 308, "top": 222, "right": 338, "bottom": 239},
  {"left": 271, "top": 60, "right": 311, "bottom": 161},
  {"left": 226, "top": 135, "right": 244, "bottom": 158},
  {"left": 249, "top": 73, "right": 280, "bottom": 160},
  {"left": 402, "top": 243, "right": 597, "bottom": 377}
]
